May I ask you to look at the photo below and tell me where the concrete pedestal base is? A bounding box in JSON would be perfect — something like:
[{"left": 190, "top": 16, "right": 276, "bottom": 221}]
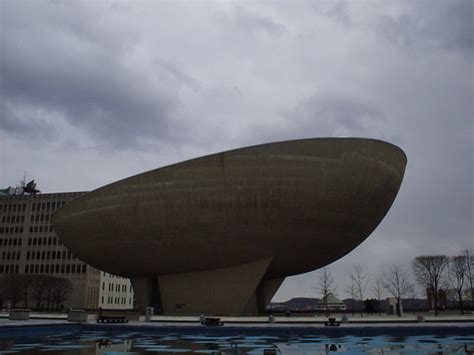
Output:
[
  {"left": 68, "top": 309, "right": 88, "bottom": 322},
  {"left": 9, "top": 309, "right": 30, "bottom": 320}
]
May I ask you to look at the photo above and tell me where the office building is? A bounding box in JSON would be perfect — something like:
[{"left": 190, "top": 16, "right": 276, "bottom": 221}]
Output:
[{"left": 0, "top": 191, "right": 133, "bottom": 310}]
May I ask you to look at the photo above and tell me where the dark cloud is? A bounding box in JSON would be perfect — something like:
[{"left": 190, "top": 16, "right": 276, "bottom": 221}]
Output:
[
  {"left": 0, "top": 99, "right": 56, "bottom": 139},
  {"left": 315, "top": 0, "right": 473, "bottom": 56},
  {"left": 376, "top": 1, "right": 473, "bottom": 55},
  {"left": 0, "top": 1, "right": 196, "bottom": 149}
]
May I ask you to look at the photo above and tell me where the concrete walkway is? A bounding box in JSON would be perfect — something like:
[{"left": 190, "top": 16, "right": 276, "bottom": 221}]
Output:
[
  {"left": 149, "top": 314, "right": 474, "bottom": 324},
  {"left": 1, "top": 311, "right": 472, "bottom": 329}
]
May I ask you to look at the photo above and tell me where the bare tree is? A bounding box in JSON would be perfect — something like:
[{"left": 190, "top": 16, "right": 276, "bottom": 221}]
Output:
[
  {"left": 345, "top": 276, "right": 357, "bottom": 315},
  {"left": 50, "top": 277, "right": 72, "bottom": 310},
  {"left": 0, "top": 274, "right": 22, "bottom": 308},
  {"left": 318, "top": 267, "right": 336, "bottom": 298},
  {"left": 317, "top": 267, "right": 336, "bottom": 316},
  {"left": 383, "top": 265, "right": 413, "bottom": 317},
  {"left": 19, "top": 274, "right": 32, "bottom": 308},
  {"left": 448, "top": 255, "right": 467, "bottom": 314},
  {"left": 462, "top": 249, "right": 474, "bottom": 302},
  {"left": 412, "top": 255, "right": 449, "bottom": 316},
  {"left": 350, "top": 265, "right": 369, "bottom": 317},
  {"left": 371, "top": 276, "right": 385, "bottom": 315},
  {"left": 30, "top": 275, "right": 52, "bottom": 310},
  {"left": 407, "top": 283, "right": 417, "bottom": 315}
]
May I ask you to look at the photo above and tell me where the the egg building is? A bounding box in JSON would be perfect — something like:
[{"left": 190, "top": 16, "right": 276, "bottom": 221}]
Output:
[{"left": 52, "top": 138, "right": 407, "bottom": 315}]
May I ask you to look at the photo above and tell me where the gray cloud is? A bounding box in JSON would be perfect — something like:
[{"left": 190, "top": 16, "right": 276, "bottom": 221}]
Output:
[
  {"left": 315, "top": 0, "right": 473, "bottom": 56},
  {"left": 215, "top": 5, "right": 286, "bottom": 37},
  {"left": 284, "top": 92, "right": 386, "bottom": 138},
  {"left": 0, "top": 99, "right": 56, "bottom": 140},
  {"left": 376, "top": 1, "right": 473, "bottom": 55},
  {"left": 0, "top": 1, "right": 196, "bottom": 149}
]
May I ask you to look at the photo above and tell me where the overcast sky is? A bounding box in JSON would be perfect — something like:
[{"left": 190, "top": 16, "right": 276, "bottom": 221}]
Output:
[{"left": 1, "top": 0, "right": 472, "bottom": 301}]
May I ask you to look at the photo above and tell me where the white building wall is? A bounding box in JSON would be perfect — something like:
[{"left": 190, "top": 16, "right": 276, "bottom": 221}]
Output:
[{"left": 98, "top": 272, "right": 134, "bottom": 309}]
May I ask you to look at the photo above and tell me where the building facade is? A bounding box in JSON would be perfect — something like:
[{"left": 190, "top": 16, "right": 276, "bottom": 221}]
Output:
[
  {"left": 99, "top": 272, "right": 134, "bottom": 310},
  {"left": 0, "top": 191, "right": 133, "bottom": 310}
]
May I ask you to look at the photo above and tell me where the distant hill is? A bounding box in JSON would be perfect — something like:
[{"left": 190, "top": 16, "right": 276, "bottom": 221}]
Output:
[
  {"left": 268, "top": 297, "right": 320, "bottom": 311},
  {"left": 268, "top": 297, "right": 431, "bottom": 312}
]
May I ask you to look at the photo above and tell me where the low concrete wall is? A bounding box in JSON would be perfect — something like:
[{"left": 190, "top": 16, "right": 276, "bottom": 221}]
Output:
[
  {"left": 9, "top": 309, "right": 30, "bottom": 320},
  {"left": 68, "top": 309, "right": 88, "bottom": 323}
]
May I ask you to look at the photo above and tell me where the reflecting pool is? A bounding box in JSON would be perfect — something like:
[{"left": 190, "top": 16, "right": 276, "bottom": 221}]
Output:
[{"left": 0, "top": 330, "right": 473, "bottom": 354}]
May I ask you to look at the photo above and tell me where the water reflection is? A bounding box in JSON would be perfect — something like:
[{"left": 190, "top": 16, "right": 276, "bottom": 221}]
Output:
[{"left": 0, "top": 330, "right": 472, "bottom": 354}]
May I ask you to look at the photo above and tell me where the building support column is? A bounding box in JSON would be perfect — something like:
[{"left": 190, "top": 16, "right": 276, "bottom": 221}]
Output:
[
  {"left": 158, "top": 257, "right": 273, "bottom": 315},
  {"left": 130, "top": 277, "right": 162, "bottom": 313}
]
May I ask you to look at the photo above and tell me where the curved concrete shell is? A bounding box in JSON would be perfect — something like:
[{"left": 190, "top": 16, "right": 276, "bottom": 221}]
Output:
[{"left": 52, "top": 138, "right": 406, "bottom": 315}]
